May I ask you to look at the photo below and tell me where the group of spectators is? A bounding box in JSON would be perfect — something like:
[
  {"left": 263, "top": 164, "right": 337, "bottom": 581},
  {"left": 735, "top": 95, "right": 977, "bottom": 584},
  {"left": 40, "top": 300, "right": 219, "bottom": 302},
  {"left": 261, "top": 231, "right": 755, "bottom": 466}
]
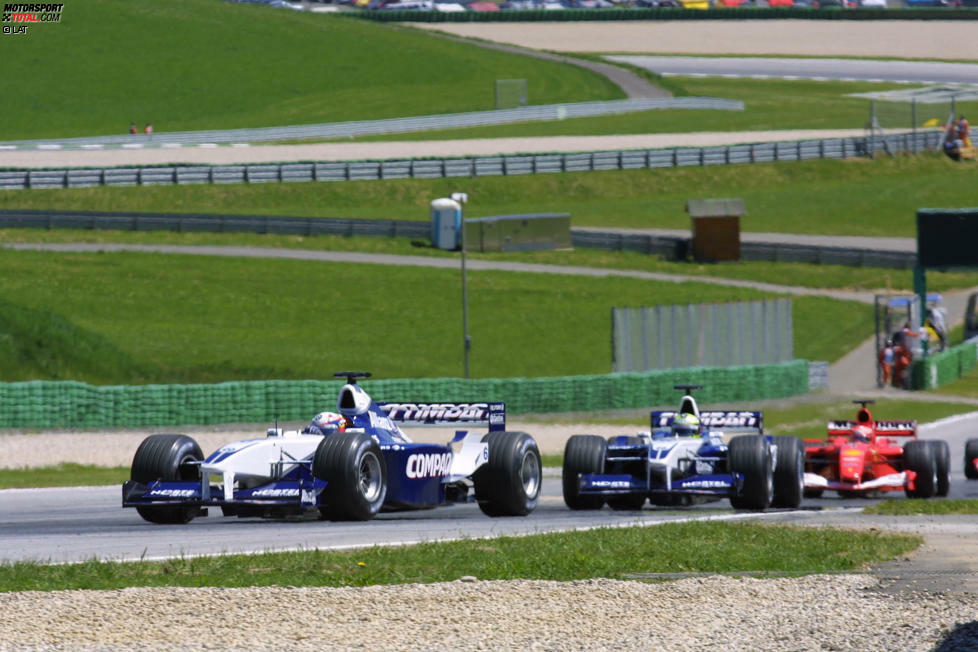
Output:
[
  {"left": 943, "top": 114, "right": 972, "bottom": 160},
  {"left": 128, "top": 122, "right": 153, "bottom": 137},
  {"left": 878, "top": 308, "right": 948, "bottom": 388}
]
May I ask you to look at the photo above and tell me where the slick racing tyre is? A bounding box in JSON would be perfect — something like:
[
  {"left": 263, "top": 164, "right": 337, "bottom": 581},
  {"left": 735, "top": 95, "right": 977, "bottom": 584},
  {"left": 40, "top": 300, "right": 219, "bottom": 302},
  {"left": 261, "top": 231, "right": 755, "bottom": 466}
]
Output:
[
  {"left": 130, "top": 434, "right": 203, "bottom": 525},
  {"left": 965, "top": 439, "right": 978, "bottom": 480},
  {"left": 473, "top": 431, "right": 542, "bottom": 517},
  {"left": 562, "top": 435, "right": 607, "bottom": 510},
  {"left": 314, "top": 432, "right": 387, "bottom": 521},
  {"left": 904, "top": 439, "right": 937, "bottom": 499},
  {"left": 728, "top": 435, "right": 773, "bottom": 511},
  {"left": 772, "top": 436, "right": 805, "bottom": 509},
  {"left": 931, "top": 440, "right": 951, "bottom": 497}
]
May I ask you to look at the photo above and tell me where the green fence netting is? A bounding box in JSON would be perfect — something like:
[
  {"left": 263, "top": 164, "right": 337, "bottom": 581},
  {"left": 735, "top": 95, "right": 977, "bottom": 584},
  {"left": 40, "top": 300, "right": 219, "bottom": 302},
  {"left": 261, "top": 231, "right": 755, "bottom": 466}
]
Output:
[
  {"left": 911, "top": 341, "right": 978, "bottom": 391},
  {"left": 0, "top": 360, "right": 810, "bottom": 429}
]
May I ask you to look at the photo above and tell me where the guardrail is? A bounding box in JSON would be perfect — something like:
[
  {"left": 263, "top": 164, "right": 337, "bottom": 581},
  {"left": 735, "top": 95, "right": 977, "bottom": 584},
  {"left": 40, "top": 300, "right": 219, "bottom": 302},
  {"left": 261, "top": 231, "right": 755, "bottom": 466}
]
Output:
[
  {"left": 573, "top": 230, "right": 916, "bottom": 269},
  {"left": 0, "top": 131, "right": 942, "bottom": 191},
  {"left": 0, "top": 209, "right": 432, "bottom": 239},
  {"left": 0, "top": 98, "right": 742, "bottom": 152},
  {"left": 0, "top": 210, "right": 918, "bottom": 269}
]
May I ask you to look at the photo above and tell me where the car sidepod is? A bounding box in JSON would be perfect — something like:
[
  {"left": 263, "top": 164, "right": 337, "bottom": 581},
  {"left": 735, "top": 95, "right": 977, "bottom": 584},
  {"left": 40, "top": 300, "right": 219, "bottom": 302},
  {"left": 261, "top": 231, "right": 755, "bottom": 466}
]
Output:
[{"left": 380, "top": 442, "right": 455, "bottom": 511}]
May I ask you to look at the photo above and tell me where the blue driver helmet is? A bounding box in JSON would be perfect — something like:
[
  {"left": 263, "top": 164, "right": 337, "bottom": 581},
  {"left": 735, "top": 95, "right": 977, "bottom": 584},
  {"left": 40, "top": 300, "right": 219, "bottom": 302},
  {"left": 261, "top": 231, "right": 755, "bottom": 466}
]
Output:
[{"left": 672, "top": 412, "right": 701, "bottom": 438}]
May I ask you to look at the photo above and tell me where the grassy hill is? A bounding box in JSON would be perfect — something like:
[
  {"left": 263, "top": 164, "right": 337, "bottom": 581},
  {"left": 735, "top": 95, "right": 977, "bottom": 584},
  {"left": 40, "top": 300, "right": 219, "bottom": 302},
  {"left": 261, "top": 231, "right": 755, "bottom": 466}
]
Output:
[
  {"left": 0, "top": 249, "right": 869, "bottom": 383},
  {"left": 0, "top": 0, "right": 620, "bottom": 141}
]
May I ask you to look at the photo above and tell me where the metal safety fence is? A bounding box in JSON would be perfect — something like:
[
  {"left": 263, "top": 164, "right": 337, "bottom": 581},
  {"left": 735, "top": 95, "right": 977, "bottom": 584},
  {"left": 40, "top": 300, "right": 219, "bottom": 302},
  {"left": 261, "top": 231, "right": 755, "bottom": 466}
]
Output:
[
  {"left": 612, "top": 299, "right": 793, "bottom": 373},
  {"left": 0, "top": 131, "right": 943, "bottom": 192}
]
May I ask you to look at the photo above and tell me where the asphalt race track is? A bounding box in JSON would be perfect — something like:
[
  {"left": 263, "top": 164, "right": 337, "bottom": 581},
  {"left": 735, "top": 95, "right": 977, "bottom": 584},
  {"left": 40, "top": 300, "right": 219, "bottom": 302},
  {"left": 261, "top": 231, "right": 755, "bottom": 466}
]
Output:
[
  {"left": 605, "top": 56, "right": 978, "bottom": 86},
  {"left": 3, "top": 412, "right": 976, "bottom": 565}
]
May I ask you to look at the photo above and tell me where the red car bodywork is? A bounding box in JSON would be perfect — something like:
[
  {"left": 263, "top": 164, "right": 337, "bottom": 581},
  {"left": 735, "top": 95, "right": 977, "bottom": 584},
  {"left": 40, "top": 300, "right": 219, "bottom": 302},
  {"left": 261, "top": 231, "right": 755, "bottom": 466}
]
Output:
[{"left": 803, "top": 405, "right": 918, "bottom": 496}]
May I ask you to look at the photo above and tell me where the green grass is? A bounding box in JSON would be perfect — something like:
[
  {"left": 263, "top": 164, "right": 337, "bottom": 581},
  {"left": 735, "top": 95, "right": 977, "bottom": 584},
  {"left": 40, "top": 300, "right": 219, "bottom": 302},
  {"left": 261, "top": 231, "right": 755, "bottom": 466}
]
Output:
[
  {"left": 0, "top": 463, "right": 128, "bottom": 489},
  {"left": 348, "top": 76, "right": 978, "bottom": 141},
  {"left": 3, "top": 155, "right": 975, "bottom": 239},
  {"left": 0, "top": 249, "right": 867, "bottom": 383},
  {"left": 0, "top": 0, "right": 620, "bottom": 141},
  {"left": 864, "top": 499, "right": 978, "bottom": 516},
  {"left": 0, "top": 521, "right": 919, "bottom": 592},
  {"left": 5, "top": 228, "right": 977, "bottom": 293}
]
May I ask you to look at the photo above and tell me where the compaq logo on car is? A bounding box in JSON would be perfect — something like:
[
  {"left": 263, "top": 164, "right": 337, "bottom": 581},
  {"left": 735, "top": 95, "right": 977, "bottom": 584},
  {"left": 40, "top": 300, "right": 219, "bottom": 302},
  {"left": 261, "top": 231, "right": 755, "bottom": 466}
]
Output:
[{"left": 406, "top": 452, "right": 452, "bottom": 479}]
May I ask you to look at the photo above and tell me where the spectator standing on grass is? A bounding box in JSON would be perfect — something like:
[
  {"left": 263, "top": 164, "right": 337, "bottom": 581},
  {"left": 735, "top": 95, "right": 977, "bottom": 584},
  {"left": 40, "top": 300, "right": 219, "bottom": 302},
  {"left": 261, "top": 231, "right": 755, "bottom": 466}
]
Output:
[
  {"left": 893, "top": 342, "right": 912, "bottom": 389},
  {"left": 144, "top": 123, "right": 153, "bottom": 138},
  {"left": 958, "top": 115, "right": 971, "bottom": 146},
  {"left": 129, "top": 122, "right": 137, "bottom": 135},
  {"left": 878, "top": 339, "right": 894, "bottom": 387}
]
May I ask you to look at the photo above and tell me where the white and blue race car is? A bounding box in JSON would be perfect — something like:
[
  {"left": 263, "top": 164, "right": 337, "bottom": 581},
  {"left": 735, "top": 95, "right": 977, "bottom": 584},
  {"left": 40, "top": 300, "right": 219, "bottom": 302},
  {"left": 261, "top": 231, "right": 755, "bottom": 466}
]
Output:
[
  {"left": 562, "top": 385, "right": 804, "bottom": 512},
  {"left": 123, "top": 372, "right": 542, "bottom": 523}
]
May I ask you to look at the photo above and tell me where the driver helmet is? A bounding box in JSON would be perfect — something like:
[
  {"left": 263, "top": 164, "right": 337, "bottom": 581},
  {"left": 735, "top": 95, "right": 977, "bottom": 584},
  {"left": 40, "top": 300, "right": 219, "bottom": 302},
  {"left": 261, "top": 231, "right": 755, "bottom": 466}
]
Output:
[
  {"left": 305, "top": 411, "right": 348, "bottom": 435},
  {"left": 850, "top": 424, "right": 873, "bottom": 443},
  {"left": 672, "top": 412, "right": 701, "bottom": 438}
]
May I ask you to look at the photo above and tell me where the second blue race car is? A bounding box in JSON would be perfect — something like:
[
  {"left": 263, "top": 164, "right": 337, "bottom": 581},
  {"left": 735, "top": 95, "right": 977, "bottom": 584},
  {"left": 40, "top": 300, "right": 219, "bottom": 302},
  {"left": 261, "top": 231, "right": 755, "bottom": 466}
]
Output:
[{"left": 562, "top": 385, "right": 804, "bottom": 511}]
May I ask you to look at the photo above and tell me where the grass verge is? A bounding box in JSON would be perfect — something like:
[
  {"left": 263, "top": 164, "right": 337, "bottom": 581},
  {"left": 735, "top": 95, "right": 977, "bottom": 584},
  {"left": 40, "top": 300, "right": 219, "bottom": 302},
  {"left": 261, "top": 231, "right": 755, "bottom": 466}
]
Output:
[
  {"left": 3, "top": 228, "right": 977, "bottom": 293},
  {"left": 2, "top": 155, "right": 975, "bottom": 240},
  {"left": 0, "top": 521, "right": 920, "bottom": 592},
  {"left": 864, "top": 499, "right": 978, "bottom": 516},
  {"left": 0, "top": 464, "right": 128, "bottom": 490}
]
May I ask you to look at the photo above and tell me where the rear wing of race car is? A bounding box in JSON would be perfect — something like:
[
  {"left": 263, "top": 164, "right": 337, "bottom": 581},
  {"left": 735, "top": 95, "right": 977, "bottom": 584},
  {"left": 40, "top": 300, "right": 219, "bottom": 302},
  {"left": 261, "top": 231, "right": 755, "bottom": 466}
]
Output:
[
  {"left": 826, "top": 419, "right": 917, "bottom": 438},
  {"left": 652, "top": 410, "right": 764, "bottom": 435},
  {"left": 379, "top": 402, "right": 506, "bottom": 432}
]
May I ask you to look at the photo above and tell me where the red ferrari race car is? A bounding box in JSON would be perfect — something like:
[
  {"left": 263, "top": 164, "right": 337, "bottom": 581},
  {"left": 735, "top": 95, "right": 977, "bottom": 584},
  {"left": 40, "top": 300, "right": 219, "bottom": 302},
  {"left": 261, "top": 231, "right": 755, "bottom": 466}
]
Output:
[
  {"left": 965, "top": 439, "right": 978, "bottom": 480},
  {"left": 803, "top": 401, "right": 949, "bottom": 499}
]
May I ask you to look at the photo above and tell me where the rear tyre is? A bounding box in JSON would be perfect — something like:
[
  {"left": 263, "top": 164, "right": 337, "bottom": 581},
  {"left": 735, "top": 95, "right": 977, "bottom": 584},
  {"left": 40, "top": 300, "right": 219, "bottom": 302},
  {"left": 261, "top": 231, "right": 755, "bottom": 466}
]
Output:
[
  {"left": 904, "top": 439, "right": 937, "bottom": 499},
  {"left": 772, "top": 436, "right": 804, "bottom": 509},
  {"left": 314, "top": 432, "right": 387, "bottom": 521},
  {"left": 965, "top": 439, "right": 978, "bottom": 480},
  {"left": 728, "top": 435, "right": 773, "bottom": 511},
  {"left": 562, "top": 435, "right": 607, "bottom": 510},
  {"left": 472, "top": 431, "right": 542, "bottom": 517},
  {"left": 130, "top": 434, "right": 203, "bottom": 524},
  {"left": 931, "top": 440, "right": 950, "bottom": 497}
]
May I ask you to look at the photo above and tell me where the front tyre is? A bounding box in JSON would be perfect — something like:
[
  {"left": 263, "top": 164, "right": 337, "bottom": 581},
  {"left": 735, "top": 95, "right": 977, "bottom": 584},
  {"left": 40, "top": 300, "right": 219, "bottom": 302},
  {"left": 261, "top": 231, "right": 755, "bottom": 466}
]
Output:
[
  {"left": 314, "top": 432, "right": 387, "bottom": 521},
  {"left": 931, "top": 440, "right": 950, "bottom": 497},
  {"left": 562, "top": 435, "right": 607, "bottom": 510},
  {"left": 728, "top": 435, "right": 773, "bottom": 511},
  {"left": 473, "top": 431, "right": 542, "bottom": 517},
  {"left": 130, "top": 434, "right": 203, "bottom": 524},
  {"left": 964, "top": 439, "right": 978, "bottom": 480},
  {"left": 772, "top": 436, "right": 805, "bottom": 509},
  {"left": 904, "top": 439, "right": 937, "bottom": 499}
]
